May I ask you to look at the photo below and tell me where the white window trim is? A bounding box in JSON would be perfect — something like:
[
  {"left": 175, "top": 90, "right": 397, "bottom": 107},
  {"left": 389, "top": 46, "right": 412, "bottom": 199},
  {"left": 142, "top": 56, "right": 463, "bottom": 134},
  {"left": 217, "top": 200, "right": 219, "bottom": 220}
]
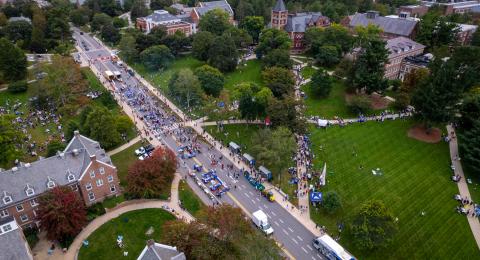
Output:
[
  {"left": 96, "top": 179, "right": 104, "bottom": 187},
  {"left": 90, "top": 170, "right": 95, "bottom": 178},
  {"left": 88, "top": 192, "right": 95, "bottom": 201},
  {"left": 47, "top": 181, "right": 55, "bottom": 189},
  {"left": 20, "top": 214, "right": 28, "bottom": 222},
  {"left": 67, "top": 174, "right": 76, "bottom": 182},
  {"left": 107, "top": 175, "right": 114, "bottom": 183},
  {"left": 30, "top": 199, "right": 38, "bottom": 207},
  {"left": 25, "top": 188, "right": 34, "bottom": 197},
  {"left": 99, "top": 167, "right": 105, "bottom": 175},
  {"left": 3, "top": 196, "right": 12, "bottom": 205},
  {"left": 71, "top": 185, "right": 78, "bottom": 191},
  {"left": 0, "top": 209, "right": 9, "bottom": 218},
  {"left": 110, "top": 184, "right": 116, "bottom": 193},
  {"left": 2, "top": 224, "right": 12, "bottom": 232},
  {"left": 16, "top": 204, "right": 24, "bottom": 212},
  {"left": 85, "top": 183, "right": 92, "bottom": 191}
]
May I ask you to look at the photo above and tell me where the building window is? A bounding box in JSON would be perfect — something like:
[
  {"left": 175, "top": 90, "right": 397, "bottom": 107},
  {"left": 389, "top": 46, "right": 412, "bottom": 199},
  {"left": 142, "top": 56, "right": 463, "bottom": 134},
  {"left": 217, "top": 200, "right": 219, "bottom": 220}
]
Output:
[
  {"left": 99, "top": 167, "right": 105, "bottom": 175},
  {"left": 107, "top": 175, "right": 114, "bottom": 183},
  {"left": 85, "top": 183, "right": 92, "bottom": 191},
  {"left": 110, "top": 185, "right": 116, "bottom": 193},
  {"left": 16, "top": 204, "right": 24, "bottom": 212},
  {"left": 71, "top": 185, "right": 78, "bottom": 191},
  {"left": 20, "top": 214, "right": 28, "bottom": 222},
  {"left": 3, "top": 196, "right": 12, "bottom": 205},
  {"left": 0, "top": 209, "right": 8, "bottom": 218},
  {"left": 30, "top": 199, "right": 39, "bottom": 207},
  {"left": 96, "top": 179, "right": 104, "bottom": 187},
  {"left": 90, "top": 170, "right": 95, "bottom": 178},
  {"left": 47, "top": 180, "right": 55, "bottom": 189},
  {"left": 68, "top": 173, "right": 76, "bottom": 182},
  {"left": 2, "top": 224, "right": 12, "bottom": 232},
  {"left": 88, "top": 192, "right": 95, "bottom": 201},
  {"left": 25, "top": 187, "right": 34, "bottom": 197}
]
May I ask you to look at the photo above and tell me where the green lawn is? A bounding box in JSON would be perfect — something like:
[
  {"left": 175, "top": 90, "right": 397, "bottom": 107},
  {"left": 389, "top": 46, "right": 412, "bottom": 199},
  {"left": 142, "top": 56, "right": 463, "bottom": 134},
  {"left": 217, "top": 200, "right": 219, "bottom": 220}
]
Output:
[
  {"left": 78, "top": 209, "right": 176, "bottom": 260},
  {"left": 179, "top": 180, "right": 206, "bottom": 217},
  {"left": 303, "top": 80, "right": 355, "bottom": 119},
  {"left": 102, "top": 194, "right": 126, "bottom": 209},
  {"left": 301, "top": 66, "right": 317, "bottom": 79},
  {"left": 111, "top": 141, "right": 144, "bottom": 186},
  {"left": 224, "top": 60, "right": 263, "bottom": 91},
  {"left": 130, "top": 56, "right": 204, "bottom": 93},
  {"left": 308, "top": 120, "right": 478, "bottom": 259},
  {"left": 204, "top": 124, "right": 298, "bottom": 204},
  {"left": 458, "top": 135, "right": 480, "bottom": 203}
]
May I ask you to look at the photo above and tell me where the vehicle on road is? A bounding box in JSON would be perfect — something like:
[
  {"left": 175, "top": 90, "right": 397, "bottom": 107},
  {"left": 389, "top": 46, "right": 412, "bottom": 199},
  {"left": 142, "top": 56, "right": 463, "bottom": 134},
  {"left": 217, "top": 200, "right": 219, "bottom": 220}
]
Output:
[
  {"left": 113, "top": 71, "right": 122, "bottom": 81},
  {"left": 252, "top": 210, "right": 274, "bottom": 235},
  {"left": 312, "top": 235, "right": 355, "bottom": 260},
  {"left": 135, "top": 147, "right": 146, "bottom": 156},
  {"left": 261, "top": 188, "right": 275, "bottom": 202},
  {"left": 104, "top": 70, "right": 114, "bottom": 81},
  {"left": 127, "top": 68, "right": 135, "bottom": 76},
  {"left": 80, "top": 32, "right": 84, "bottom": 35}
]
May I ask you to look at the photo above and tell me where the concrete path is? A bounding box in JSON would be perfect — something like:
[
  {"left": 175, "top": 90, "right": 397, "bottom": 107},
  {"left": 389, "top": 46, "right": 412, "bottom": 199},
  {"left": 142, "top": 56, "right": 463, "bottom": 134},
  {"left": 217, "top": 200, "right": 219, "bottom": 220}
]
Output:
[
  {"left": 447, "top": 125, "right": 480, "bottom": 249},
  {"left": 107, "top": 135, "right": 142, "bottom": 156},
  {"left": 200, "top": 119, "right": 264, "bottom": 126},
  {"left": 33, "top": 172, "right": 193, "bottom": 260}
]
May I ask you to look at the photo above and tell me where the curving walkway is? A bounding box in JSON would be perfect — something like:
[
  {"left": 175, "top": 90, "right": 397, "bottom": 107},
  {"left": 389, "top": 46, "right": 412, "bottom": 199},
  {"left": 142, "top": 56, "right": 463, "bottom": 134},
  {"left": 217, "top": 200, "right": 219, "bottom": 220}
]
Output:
[
  {"left": 107, "top": 135, "right": 142, "bottom": 156},
  {"left": 447, "top": 125, "right": 480, "bottom": 249},
  {"left": 33, "top": 172, "right": 193, "bottom": 260}
]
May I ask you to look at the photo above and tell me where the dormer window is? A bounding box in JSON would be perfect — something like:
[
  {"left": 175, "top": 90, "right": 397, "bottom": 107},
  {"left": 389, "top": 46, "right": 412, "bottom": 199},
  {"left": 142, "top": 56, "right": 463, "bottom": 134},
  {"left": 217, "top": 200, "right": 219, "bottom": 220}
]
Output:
[
  {"left": 46, "top": 177, "right": 56, "bottom": 189},
  {"left": 25, "top": 185, "right": 35, "bottom": 197},
  {"left": 67, "top": 173, "right": 75, "bottom": 182},
  {"left": 2, "top": 196, "right": 12, "bottom": 205},
  {"left": 99, "top": 167, "right": 105, "bottom": 175},
  {"left": 90, "top": 170, "right": 95, "bottom": 178}
]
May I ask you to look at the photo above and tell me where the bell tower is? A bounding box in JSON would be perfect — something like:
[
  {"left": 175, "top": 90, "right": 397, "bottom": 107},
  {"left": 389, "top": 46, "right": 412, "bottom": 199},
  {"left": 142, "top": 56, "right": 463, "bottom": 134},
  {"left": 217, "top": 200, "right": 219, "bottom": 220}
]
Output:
[{"left": 271, "top": 0, "right": 288, "bottom": 30}]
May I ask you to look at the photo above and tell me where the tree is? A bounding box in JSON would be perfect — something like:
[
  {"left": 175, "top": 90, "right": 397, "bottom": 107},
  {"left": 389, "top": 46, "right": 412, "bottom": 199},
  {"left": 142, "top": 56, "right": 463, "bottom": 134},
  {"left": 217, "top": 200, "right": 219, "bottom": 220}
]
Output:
[
  {"left": 30, "top": 7, "right": 47, "bottom": 53},
  {"left": 322, "top": 191, "right": 342, "bottom": 214},
  {"left": 349, "top": 37, "right": 388, "bottom": 94},
  {"left": 351, "top": 200, "right": 398, "bottom": 250},
  {"left": 310, "top": 69, "right": 333, "bottom": 98},
  {"left": 195, "top": 65, "right": 225, "bottom": 97},
  {"left": 130, "top": 0, "right": 149, "bottom": 22},
  {"left": 305, "top": 24, "right": 353, "bottom": 56},
  {"left": 161, "top": 31, "right": 190, "bottom": 55},
  {"left": 241, "top": 16, "right": 264, "bottom": 42},
  {"left": 460, "top": 120, "right": 480, "bottom": 174},
  {"left": 208, "top": 34, "right": 238, "bottom": 72},
  {"left": 400, "top": 68, "right": 429, "bottom": 95},
  {"left": 459, "top": 94, "right": 480, "bottom": 129},
  {"left": 83, "top": 107, "right": 122, "bottom": 149},
  {"left": 168, "top": 69, "right": 203, "bottom": 108},
  {"left": 91, "top": 13, "right": 112, "bottom": 32},
  {"left": 140, "top": 45, "right": 174, "bottom": 71},
  {"left": 416, "top": 11, "right": 459, "bottom": 49},
  {"left": 199, "top": 9, "right": 231, "bottom": 35},
  {"left": 118, "top": 34, "right": 138, "bottom": 62},
  {"left": 256, "top": 28, "right": 291, "bottom": 58},
  {"left": 5, "top": 20, "right": 32, "bottom": 46},
  {"left": 46, "top": 140, "right": 66, "bottom": 157},
  {"left": 45, "top": 5, "right": 71, "bottom": 42},
  {"left": 150, "top": 0, "right": 172, "bottom": 10},
  {"left": 8, "top": 80, "right": 28, "bottom": 93},
  {"left": 101, "top": 23, "right": 121, "bottom": 44},
  {"left": 267, "top": 95, "right": 306, "bottom": 133},
  {"left": 37, "top": 187, "right": 87, "bottom": 243},
  {"left": 0, "top": 13, "right": 7, "bottom": 26},
  {"left": 315, "top": 45, "right": 340, "bottom": 67},
  {"left": 192, "top": 31, "right": 215, "bottom": 61},
  {"left": 471, "top": 29, "right": 480, "bottom": 47},
  {"left": 262, "top": 49, "right": 293, "bottom": 69},
  {"left": 262, "top": 67, "right": 295, "bottom": 98},
  {"left": 224, "top": 27, "right": 253, "bottom": 48},
  {"left": 233, "top": 82, "right": 272, "bottom": 119},
  {"left": 126, "top": 147, "right": 177, "bottom": 198},
  {"left": 198, "top": 204, "right": 252, "bottom": 242},
  {"left": 251, "top": 127, "right": 296, "bottom": 184},
  {"left": 112, "top": 17, "right": 127, "bottom": 28},
  {"left": 70, "top": 7, "right": 91, "bottom": 26},
  {"left": 348, "top": 95, "right": 371, "bottom": 114},
  {"left": 0, "top": 115, "right": 23, "bottom": 166},
  {"left": 0, "top": 38, "right": 28, "bottom": 81}
]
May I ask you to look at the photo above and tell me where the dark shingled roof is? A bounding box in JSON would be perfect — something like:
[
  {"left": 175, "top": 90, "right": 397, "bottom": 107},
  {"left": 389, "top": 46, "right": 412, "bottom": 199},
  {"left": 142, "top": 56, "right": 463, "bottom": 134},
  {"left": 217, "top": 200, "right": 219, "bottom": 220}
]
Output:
[
  {"left": 284, "top": 12, "right": 327, "bottom": 33},
  {"left": 0, "top": 218, "right": 32, "bottom": 260},
  {"left": 273, "top": 0, "right": 287, "bottom": 12},
  {"left": 138, "top": 241, "right": 186, "bottom": 260},
  {"left": 349, "top": 12, "right": 418, "bottom": 37}
]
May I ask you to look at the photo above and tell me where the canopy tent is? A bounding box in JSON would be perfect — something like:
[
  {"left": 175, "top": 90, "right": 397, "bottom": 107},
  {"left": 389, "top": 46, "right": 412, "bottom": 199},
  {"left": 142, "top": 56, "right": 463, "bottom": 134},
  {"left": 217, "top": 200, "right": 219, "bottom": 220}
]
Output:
[
  {"left": 243, "top": 153, "right": 255, "bottom": 165},
  {"left": 229, "top": 142, "right": 241, "bottom": 153},
  {"left": 259, "top": 166, "right": 272, "bottom": 180},
  {"left": 319, "top": 163, "right": 327, "bottom": 186},
  {"left": 310, "top": 191, "right": 323, "bottom": 203},
  {"left": 318, "top": 119, "right": 328, "bottom": 127}
]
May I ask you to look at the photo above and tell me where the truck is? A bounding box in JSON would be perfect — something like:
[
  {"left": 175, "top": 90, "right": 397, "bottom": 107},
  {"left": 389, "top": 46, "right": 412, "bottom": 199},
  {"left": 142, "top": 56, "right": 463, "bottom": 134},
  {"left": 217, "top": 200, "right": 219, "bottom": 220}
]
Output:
[
  {"left": 104, "top": 70, "right": 114, "bottom": 81},
  {"left": 312, "top": 235, "right": 356, "bottom": 260},
  {"left": 113, "top": 71, "right": 122, "bottom": 80},
  {"left": 252, "top": 210, "right": 274, "bottom": 235}
]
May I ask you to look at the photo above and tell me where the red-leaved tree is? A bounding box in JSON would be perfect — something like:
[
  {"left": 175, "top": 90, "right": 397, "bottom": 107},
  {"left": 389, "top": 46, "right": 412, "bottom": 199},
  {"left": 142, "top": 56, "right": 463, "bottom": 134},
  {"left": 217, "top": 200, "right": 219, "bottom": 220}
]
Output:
[
  {"left": 126, "top": 146, "right": 177, "bottom": 199},
  {"left": 37, "top": 187, "right": 87, "bottom": 242}
]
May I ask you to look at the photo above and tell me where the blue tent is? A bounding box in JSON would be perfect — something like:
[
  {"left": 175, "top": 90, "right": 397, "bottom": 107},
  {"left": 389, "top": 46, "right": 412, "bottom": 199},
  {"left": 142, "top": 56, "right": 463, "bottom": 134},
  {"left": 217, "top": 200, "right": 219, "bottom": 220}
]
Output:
[{"left": 310, "top": 191, "right": 322, "bottom": 203}]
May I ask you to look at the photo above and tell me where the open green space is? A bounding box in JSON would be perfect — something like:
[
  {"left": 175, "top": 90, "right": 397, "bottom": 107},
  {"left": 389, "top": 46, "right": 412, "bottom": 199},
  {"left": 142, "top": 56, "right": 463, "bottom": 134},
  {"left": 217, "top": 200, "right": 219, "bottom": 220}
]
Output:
[
  {"left": 303, "top": 80, "right": 355, "bottom": 119},
  {"left": 309, "top": 120, "right": 478, "bottom": 259},
  {"left": 179, "top": 180, "right": 206, "bottom": 217},
  {"left": 204, "top": 124, "right": 298, "bottom": 204},
  {"left": 111, "top": 141, "right": 143, "bottom": 186},
  {"left": 458, "top": 135, "right": 480, "bottom": 203},
  {"left": 78, "top": 208, "right": 176, "bottom": 260},
  {"left": 301, "top": 66, "right": 317, "bottom": 79},
  {"left": 224, "top": 60, "right": 263, "bottom": 91}
]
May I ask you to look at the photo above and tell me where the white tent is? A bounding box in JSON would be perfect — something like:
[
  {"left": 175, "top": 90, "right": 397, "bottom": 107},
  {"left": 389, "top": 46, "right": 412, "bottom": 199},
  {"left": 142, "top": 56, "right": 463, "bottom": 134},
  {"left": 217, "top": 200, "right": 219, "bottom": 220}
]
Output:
[{"left": 318, "top": 119, "right": 328, "bottom": 127}]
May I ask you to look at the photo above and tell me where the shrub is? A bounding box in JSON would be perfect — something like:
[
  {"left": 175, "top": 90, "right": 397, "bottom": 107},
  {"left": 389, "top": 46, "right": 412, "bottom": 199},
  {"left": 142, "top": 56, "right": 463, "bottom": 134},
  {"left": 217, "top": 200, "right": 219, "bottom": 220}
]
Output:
[
  {"left": 348, "top": 95, "right": 371, "bottom": 114},
  {"left": 322, "top": 191, "right": 342, "bottom": 214},
  {"left": 23, "top": 227, "right": 39, "bottom": 248},
  {"left": 7, "top": 80, "right": 28, "bottom": 93},
  {"left": 392, "top": 92, "right": 410, "bottom": 110},
  {"left": 86, "top": 202, "right": 106, "bottom": 221}
]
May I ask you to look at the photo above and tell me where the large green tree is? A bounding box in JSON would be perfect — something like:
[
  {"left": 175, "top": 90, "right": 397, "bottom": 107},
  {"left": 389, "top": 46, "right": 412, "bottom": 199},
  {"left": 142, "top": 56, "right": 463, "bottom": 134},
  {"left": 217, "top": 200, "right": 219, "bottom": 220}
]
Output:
[
  {"left": 262, "top": 66, "right": 295, "bottom": 98},
  {"left": 267, "top": 95, "right": 306, "bottom": 134},
  {"left": 240, "top": 16, "right": 264, "bottom": 42},
  {"left": 0, "top": 38, "right": 27, "bottom": 81},
  {"left": 195, "top": 65, "right": 225, "bottom": 97},
  {"left": 192, "top": 31, "right": 215, "bottom": 61},
  {"left": 101, "top": 23, "right": 121, "bottom": 44},
  {"left": 322, "top": 191, "right": 342, "bottom": 214},
  {"left": 416, "top": 11, "right": 459, "bottom": 49},
  {"left": 351, "top": 200, "right": 398, "bottom": 250},
  {"left": 311, "top": 69, "right": 333, "bottom": 98},
  {"left": 256, "top": 28, "right": 291, "bottom": 58},
  {"left": 140, "top": 45, "right": 174, "bottom": 71},
  {"left": 460, "top": 119, "right": 480, "bottom": 174},
  {"left": 0, "top": 115, "right": 23, "bottom": 166},
  {"left": 208, "top": 34, "right": 238, "bottom": 72},
  {"left": 168, "top": 69, "right": 203, "bottom": 108},
  {"left": 150, "top": 0, "right": 172, "bottom": 10},
  {"left": 199, "top": 8, "right": 231, "bottom": 35},
  {"left": 262, "top": 49, "right": 293, "bottom": 69},
  {"left": 233, "top": 82, "right": 272, "bottom": 120},
  {"left": 83, "top": 107, "right": 122, "bottom": 149},
  {"left": 118, "top": 34, "right": 138, "bottom": 62},
  {"left": 5, "top": 20, "right": 32, "bottom": 46},
  {"left": 130, "top": 0, "right": 149, "bottom": 22},
  {"left": 91, "top": 13, "right": 112, "bottom": 32}
]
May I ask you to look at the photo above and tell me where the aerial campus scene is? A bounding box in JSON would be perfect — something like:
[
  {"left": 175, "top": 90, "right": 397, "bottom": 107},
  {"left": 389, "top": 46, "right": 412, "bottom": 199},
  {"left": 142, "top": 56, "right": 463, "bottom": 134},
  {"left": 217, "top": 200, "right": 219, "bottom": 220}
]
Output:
[{"left": 0, "top": 0, "right": 480, "bottom": 259}]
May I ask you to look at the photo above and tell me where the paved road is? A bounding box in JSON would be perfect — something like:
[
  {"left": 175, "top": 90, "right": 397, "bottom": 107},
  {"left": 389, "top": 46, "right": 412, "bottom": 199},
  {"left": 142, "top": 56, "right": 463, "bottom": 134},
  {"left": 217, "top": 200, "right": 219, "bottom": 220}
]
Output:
[{"left": 72, "top": 29, "right": 326, "bottom": 260}]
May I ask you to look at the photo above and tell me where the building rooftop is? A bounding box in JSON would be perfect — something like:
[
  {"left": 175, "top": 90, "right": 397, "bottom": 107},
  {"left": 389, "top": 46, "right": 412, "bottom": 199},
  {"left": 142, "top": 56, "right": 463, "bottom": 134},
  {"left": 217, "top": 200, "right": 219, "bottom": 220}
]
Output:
[
  {"left": 140, "top": 10, "right": 181, "bottom": 23},
  {"left": 0, "top": 217, "right": 32, "bottom": 260},
  {"left": 0, "top": 132, "right": 113, "bottom": 208},
  {"left": 403, "top": 53, "right": 433, "bottom": 67},
  {"left": 138, "top": 240, "right": 186, "bottom": 260},
  {"left": 8, "top": 16, "right": 31, "bottom": 23},
  {"left": 196, "top": 0, "right": 233, "bottom": 16},
  {"left": 386, "top": 37, "right": 425, "bottom": 58},
  {"left": 284, "top": 12, "right": 328, "bottom": 33},
  {"left": 349, "top": 11, "right": 418, "bottom": 37},
  {"left": 273, "top": 0, "right": 287, "bottom": 12}
]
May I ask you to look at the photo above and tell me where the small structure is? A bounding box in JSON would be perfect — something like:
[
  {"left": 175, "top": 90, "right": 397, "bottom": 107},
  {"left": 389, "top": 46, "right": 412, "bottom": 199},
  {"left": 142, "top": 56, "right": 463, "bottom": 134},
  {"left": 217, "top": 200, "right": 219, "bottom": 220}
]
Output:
[
  {"left": 258, "top": 166, "right": 272, "bottom": 181},
  {"left": 8, "top": 16, "right": 31, "bottom": 24},
  {"left": 137, "top": 239, "right": 186, "bottom": 260},
  {"left": 309, "top": 191, "right": 322, "bottom": 205},
  {"left": 228, "top": 142, "right": 241, "bottom": 154},
  {"left": 398, "top": 53, "right": 432, "bottom": 81},
  {"left": 242, "top": 153, "right": 255, "bottom": 166},
  {"left": 317, "top": 119, "right": 328, "bottom": 128}
]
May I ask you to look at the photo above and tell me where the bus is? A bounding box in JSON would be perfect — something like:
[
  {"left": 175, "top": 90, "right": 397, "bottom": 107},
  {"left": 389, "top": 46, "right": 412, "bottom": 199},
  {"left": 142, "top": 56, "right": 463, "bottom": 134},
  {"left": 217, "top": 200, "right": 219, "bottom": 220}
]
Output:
[
  {"left": 312, "top": 235, "right": 355, "bottom": 260},
  {"left": 104, "top": 70, "right": 114, "bottom": 81}
]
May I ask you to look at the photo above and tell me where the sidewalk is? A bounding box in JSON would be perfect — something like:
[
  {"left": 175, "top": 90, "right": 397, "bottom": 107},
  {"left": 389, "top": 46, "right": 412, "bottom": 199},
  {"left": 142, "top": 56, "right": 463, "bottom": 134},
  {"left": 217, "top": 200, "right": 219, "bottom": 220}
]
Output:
[
  {"left": 107, "top": 135, "right": 142, "bottom": 156},
  {"left": 447, "top": 125, "right": 480, "bottom": 249}
]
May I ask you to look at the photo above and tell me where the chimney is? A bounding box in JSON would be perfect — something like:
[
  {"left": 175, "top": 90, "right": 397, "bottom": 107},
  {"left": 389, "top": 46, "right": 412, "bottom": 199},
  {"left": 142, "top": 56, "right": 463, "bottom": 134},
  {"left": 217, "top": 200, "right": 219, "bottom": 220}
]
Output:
[
  {"left": 147, "top": 239, "right": 155, "bottom": 247},
  {"left": 74, "top": 130, "right": 80, "bottom": 136},
  {"left": 90, "top": 154, "right": 96, "bottom": 161},
  {"left": 72, "top": 149, "right": 79, "bottom": 156}
]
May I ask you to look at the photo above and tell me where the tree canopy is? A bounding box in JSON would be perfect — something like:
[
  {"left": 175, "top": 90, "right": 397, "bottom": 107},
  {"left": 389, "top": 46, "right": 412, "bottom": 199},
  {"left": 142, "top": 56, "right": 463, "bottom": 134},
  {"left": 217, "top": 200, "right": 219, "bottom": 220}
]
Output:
[
  {"left": 140, "top": 45, "right": 174, "bottom": 71},
  {"left": 195, "top": 65, "right": 225, "bottom": 97},
  {"left": 0, "top": 38, "right": 27, "bottom": 81},
  {"left": 207, "top": 34, "right": 238, "bottom": 72},
  {"left": 256, "top": 28, "right": 291, "bottom": 58},
  {"left": 311, "top": 69, "right": 333, "bottom": 98},
  {"left": 262, "top": 66, "right": 295, "bottom": 98},
  {"left": 168, "top": 69, "right": 203, "bottom": 108},
  {"left": 233, "top": 82, "right": 272, "bottom": 120},
  {"left": 199, "top": 9, "right": 231, "bottom": 36},
  {"left": 0, "top": 115, "right": 23, "bottom": 166},
  {"left": 240, "top": 16, "right": 264, "bottom": 42}
]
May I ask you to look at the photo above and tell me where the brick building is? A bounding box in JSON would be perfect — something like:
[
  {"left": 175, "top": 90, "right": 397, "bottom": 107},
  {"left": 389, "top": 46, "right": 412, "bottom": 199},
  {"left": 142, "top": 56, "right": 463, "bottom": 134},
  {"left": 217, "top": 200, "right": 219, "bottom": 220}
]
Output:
[
  {"left": 136, "top": 10, "right": 194, "bottom": 35},
  {"left": 270, "top": 0, "right": 330, "bottom": 51},
  {"left": 190, "top": 0, "right": 235, "bottom": 26},
  {"left": 422, "top": 0, "right": 480, "bottom": 15},
  {"left": 384, "top": 37, "right": 425, "bottom": 79},
  {"left": 0, "top": 131, "right": 120, "bottom": 229},
  {"left": 398, "top": 53, "right": 432, "bottom": 81},
  {"left": 397, "top": 5, "right": 430, "bottom": 17}
]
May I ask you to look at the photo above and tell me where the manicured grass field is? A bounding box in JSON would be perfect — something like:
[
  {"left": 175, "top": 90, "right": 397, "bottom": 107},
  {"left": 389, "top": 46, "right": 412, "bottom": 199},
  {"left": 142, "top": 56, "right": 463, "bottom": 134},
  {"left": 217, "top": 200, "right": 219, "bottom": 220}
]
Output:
[
  {"left": 301, "top": 66, "right": 317, "bottom": 79},
  {"left": 111, "top": 141, "right": 143, "bottom": 186},
  {"left": 130, "top": 56, "right": 204, "bottom": 93},
  {"left": 303, "top": 80, "right": 355, "bottom": 119},
  {"left": 78, "top": 209, "right": 176, "bottom": 260},
  {"left": 179, "top": 180, "right": 206, "bottom": 217},
  {"left": 224, "top": 60, "right": 263, "bottom": 91},
  {"left": 309, "top": 120, "right": 478, "bottom": 259},
  {"left": 204, "top": 124, "right": 298, "bottom": 204}
]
